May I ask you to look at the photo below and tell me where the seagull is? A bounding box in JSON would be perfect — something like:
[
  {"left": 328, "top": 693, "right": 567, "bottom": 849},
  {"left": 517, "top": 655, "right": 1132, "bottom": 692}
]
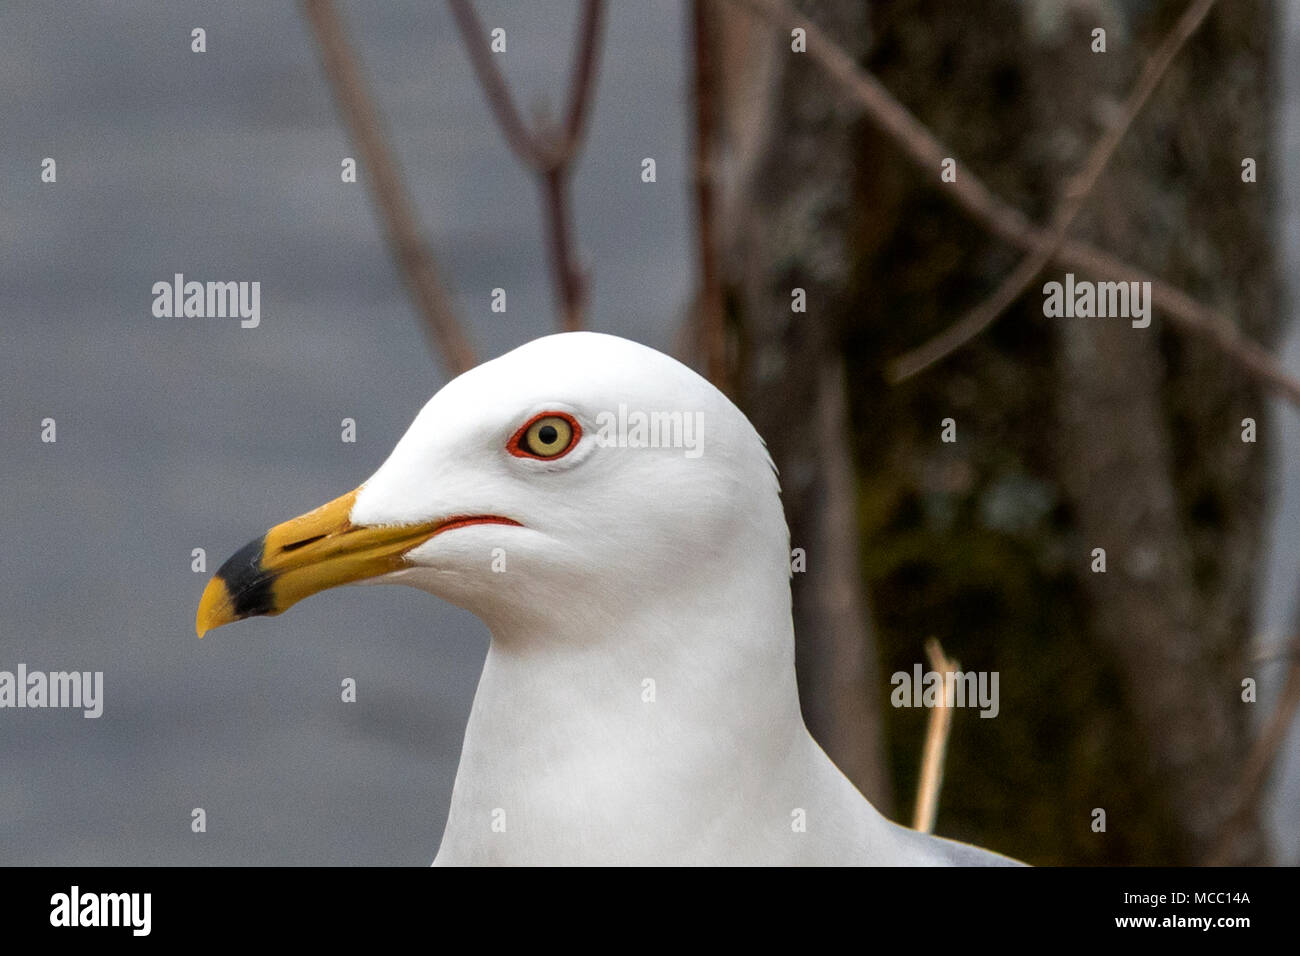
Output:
[{"left": 196, "top": 331, "right": 1021, "bottom": 866}]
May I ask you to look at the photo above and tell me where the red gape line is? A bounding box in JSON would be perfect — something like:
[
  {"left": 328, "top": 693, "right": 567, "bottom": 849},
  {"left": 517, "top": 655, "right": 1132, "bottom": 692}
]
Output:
[
  {"left": 431, "top": 515, "right": 523, "bottom": 536},
  {"left": 506, "top": 411, "right": 582, "bottom": 460}
]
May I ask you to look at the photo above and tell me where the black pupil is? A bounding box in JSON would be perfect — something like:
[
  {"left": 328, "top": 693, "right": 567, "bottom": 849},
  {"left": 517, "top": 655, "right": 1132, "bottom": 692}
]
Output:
[{"left": 538, "top": 424, "right": 559, "bottom": 446}]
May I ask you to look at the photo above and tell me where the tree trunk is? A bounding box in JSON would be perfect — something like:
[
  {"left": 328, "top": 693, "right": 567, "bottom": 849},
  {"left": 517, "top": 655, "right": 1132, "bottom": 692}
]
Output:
[
  {"left": 712, "top": 0, "right": 1278, "bottom": 862},
  {"left": 715, "top": 0, "right": 892, "bottom": 811}
]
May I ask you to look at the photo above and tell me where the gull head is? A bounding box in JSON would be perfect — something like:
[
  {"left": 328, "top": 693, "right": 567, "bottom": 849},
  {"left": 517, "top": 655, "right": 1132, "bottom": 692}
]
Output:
[{"left": 196, "top": 332, "right": 788, "bottom": 639}]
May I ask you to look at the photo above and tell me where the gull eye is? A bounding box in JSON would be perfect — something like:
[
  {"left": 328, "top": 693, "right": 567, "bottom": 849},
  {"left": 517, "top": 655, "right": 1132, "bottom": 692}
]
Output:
[{"left": 510, "top": 412, "right": 580, "bottom": 460}]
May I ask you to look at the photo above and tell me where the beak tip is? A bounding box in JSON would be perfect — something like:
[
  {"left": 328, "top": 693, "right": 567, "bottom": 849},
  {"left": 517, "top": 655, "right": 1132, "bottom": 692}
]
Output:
[
  {"left": 195, "top": 487, "right": 386, "bottom": 636},
  {"left": 195, "top": 577, "right": 235, "bottom": 639}
]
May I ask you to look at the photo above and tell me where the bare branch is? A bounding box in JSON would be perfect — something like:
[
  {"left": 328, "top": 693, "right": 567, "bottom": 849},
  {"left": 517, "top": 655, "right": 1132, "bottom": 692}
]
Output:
[
  {"left": 561, "top": 0, "right": 606, "bottom": 160},
  {"left": 301, "top": 0, "right": 476, "bottom": 376},
  {"left": 541, "top": 168, "right": 586, "bottom": 332},
  {"left": 449, "top": 0, "right": 606, "bottom": 331},
  {"left": 890, "top": 0, "right": 1217, "bottom": 380},
  {"left": 1205, "top": 630, "right": 1300, "bottom": 864},
  {"left": 447, "top": 0, "right": 548, "bottom": 168},
  {"left": 913, "top": 638, "right": 956, "bottom": 833},
  {"left": 691, "top": 0, "right": 729, "bottom": 391},
  {"left": 724, "top": 0, "right": 1300, "bottom": 408}
]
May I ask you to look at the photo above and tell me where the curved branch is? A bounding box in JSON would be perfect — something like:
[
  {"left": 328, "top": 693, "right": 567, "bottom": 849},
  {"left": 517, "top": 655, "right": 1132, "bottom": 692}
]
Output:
[
  {"left": 723, "top": 0, "right": 1300, "bottom": 408},
  {"left": 447, "top": 0, "right": 548, "bottom": 168},
  {"left": 302, "top": 0, "right": 477, "bottom": 376},
  {"left": 561, "top": 0, "right": 607, "bottom": 161},
  {"left": 448, "top": 0, "right": 606, "bottom": 330},
  {"left": 890, "top": 0, "right": 1217, "bottom": 380}
]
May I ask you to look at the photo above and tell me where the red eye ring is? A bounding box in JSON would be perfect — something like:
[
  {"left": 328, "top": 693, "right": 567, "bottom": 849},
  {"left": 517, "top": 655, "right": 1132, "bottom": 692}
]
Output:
[{"left": 508, "top": 411, "right": 582, "bottom": 460}]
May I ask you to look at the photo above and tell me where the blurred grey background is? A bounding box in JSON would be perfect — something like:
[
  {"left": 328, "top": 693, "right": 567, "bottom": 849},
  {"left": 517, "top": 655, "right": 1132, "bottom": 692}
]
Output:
[
  {"left": 0, "top": 0, "right": 1295, "bottom": 864},
  {"left": 0, "top": 0, "right": 688, "bottom": 865}
]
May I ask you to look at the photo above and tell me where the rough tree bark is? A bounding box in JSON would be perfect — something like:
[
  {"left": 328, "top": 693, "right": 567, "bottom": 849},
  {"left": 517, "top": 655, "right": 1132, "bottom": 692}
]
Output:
[
  {"left": 714, "top": 0, "right": 892, "bottom": 811},
  {"left": 1049, "top": 0, "right": 1277, "bottom": 863},
  {"left": 712, "top": 0, "right": 1277, "bottom": 862}
]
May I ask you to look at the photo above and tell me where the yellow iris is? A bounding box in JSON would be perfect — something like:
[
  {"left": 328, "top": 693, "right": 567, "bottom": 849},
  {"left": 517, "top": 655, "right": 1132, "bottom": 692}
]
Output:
[{"left": 521, "top": 415, "right": 574, "bottom": 457}]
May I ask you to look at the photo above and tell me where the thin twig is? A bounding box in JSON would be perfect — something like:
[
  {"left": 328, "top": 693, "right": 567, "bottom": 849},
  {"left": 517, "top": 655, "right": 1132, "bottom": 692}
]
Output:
[
  {"left": 1205, "top": 631, "right": 1300, "bottom": 864},
  {"left": 913, "top": 638, "right": 957, "bottom": 833},
  {"left": 691, "top": 0, "right": 729, "bottom": 391},
  {"left": 301, "top": 0, "right": 476, "bottom": 376},
  {"left": 723, "top": 0, "right": 1300, "bottom": 408},
  {"left": 542, "top": 168, "right": 586, "bottom": 332},
  {"left": 1208, "top": 585, "right": 1300, "bottom": 865},
  {"left": 890, "top": 0, "right": 1217, "bottom": 381},
  {"left": 449, "top": 0, "right": 606, "bottom": 331},
  {"left": 446, "top": 0, "right": 548, "bottom": 168},
  {"left": 561, "top": 0, "right": 605, "bottom": 161},
  {"left": 1051, "top": 243, "right": 1300, "bottom": 406}
]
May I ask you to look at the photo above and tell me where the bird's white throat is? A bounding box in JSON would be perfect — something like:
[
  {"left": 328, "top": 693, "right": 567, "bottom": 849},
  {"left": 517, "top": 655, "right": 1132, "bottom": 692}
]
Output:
[{"left": 435, "top": 526, "right": 815, "bottom": 865}]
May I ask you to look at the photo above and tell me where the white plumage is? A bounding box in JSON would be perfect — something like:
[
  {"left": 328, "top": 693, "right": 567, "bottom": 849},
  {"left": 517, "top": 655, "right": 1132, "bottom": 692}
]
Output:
[{"left": 343, "top": 332, "right": 1020, "bottom": 865}]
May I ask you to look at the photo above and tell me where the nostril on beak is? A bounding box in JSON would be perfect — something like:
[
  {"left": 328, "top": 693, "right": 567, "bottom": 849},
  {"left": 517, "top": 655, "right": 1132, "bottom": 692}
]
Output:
[{"left": 280, "top": 534, "right": 327, "bottom": 553}]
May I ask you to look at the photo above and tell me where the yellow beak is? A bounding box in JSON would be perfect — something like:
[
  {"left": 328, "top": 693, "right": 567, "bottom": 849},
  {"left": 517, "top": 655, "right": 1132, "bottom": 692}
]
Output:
[{"left": 195, "top": 488, "right": 518, "bottom": 638}]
